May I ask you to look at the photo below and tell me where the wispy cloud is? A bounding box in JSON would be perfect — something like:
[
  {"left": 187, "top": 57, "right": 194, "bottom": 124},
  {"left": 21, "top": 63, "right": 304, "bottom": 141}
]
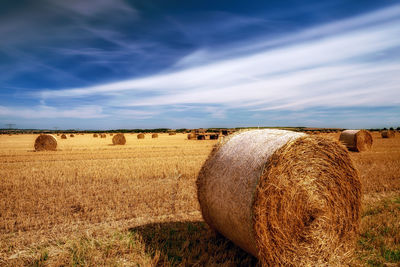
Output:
[
  {"left": 0, "top": 105, "right": 106, "bottom": 119},
  {"left": 38, "top": 4, "right": 400, "bottom": 115}
]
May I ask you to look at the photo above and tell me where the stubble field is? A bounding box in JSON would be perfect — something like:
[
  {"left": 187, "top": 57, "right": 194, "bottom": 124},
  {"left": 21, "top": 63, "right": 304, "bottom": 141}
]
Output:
[{"left": 0, "top": 132, "right": 399, "bottom": 266}]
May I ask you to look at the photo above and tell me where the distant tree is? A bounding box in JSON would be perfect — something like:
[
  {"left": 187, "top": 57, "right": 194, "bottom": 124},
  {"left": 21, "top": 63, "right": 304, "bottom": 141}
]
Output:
[
  {"left": 383, "top": 127, "right": 387, "bottom": 130},
  {"left": 389, "top": 127, "right": 394, "bottom": 131},
  {"left": 397, "top": 127, "right": 400, "bottom": 131}
]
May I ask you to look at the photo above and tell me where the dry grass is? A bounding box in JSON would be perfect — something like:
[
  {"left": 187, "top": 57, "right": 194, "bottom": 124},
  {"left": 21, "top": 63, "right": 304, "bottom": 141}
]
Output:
[{"left": 0, "top": 132, "right": 399, "bottom": 266}]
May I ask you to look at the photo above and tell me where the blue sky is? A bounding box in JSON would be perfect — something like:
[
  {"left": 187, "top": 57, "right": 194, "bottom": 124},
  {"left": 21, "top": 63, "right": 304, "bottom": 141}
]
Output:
[{"left": 0, "top": 0, "right": 399, "bottom": 130}]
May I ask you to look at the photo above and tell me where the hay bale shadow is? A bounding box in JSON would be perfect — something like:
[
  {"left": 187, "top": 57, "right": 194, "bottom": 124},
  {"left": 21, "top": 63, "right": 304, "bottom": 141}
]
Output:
[{"left": 129, "top": 221, "right": 258, "bottom": 266}]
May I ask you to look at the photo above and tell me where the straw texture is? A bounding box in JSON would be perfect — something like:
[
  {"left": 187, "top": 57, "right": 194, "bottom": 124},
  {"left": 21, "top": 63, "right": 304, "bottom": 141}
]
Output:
[
  {"left": 339, "top": 130, "right": 373, "bottom": 152},
  {"left": 197, "top": 129, "right": 361, "bottom": 266}
]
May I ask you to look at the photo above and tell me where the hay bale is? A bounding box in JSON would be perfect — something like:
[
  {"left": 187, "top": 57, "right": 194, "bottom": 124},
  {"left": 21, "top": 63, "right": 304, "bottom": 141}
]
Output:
[
  {"left": 339, "top": 129, "right": 373, "bottom": 152},
  {"left": 61, "top": 134, "right": 67, "bottom": 139},
  {"left": 197, "top": 129, "right": 361, "bottom": 266},
  {"left": 168, "top": 132, "right": 176, "bottom": 135},
  {"left": 100, "top": 134, "right": 106, "bottom": 138},
  {"left": 112, "top": 133, "right": 126, "bottom": 145},
  {"left": 137, "top": 133, "right": 145, "bottom": 139},
  {"left": 34, "top": 134, "right": 57, "bottom": 151},
  {"left": 187, "top": 133, "right": 196, "bottom": 140},
  {"left": 152, "top": 133, "right": 158, "bottom": 138},
  {"left": 93, "top": 133, "right": 98, "bottom": 138},
  {"left": 209, "top": 134, "right": 219, "bottom": 140},
  {"left": 70, "top": 134, "right": 75, "bottom": 137},
  {"left": 110, "top": 133, "right": 113, "bottom": 136},
  {"left": 381, "top": 130, "right": 395, "bottom": 138}
]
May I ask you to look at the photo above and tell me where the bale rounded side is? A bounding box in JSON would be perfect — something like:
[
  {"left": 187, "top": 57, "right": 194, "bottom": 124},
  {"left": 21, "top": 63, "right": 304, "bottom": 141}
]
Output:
[
  {"left": 152, "top": 133, "right": 158, "bottom": 138},
  {"left": 61, "top": 134, "right": 67, "bottom": 139},
  {"left": 197, "top": 129, "right": 361, "bottom": 266},
  {"left": 137, "top": 133, "right": 145, "bottom": 139},
  {"left": 339, "top": 129, "right": 373, "bottom": 152},
  {"left": 70, "top": 134, "right": 75, "bottom": 137},
  {"left": 93, "top": 133, "right": 98, "bottom": 138},
  {"left": 100, "top": 134, "right": 106, "bottom": 138},
  {"left": 34, "top": 134, "right": 57, "bottom": 151}
]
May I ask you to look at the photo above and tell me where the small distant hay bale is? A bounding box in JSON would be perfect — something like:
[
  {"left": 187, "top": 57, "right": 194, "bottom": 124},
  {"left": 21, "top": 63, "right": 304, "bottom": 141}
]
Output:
[
  {"left": 381, "top": 130, "right": 395, "bottom": 138},
  {"left": 187, "top": 132, "right": 197, "bottom": 140},
  {"left": 70, "top": 134, "right": 75, "bottom": 137},
  {"left": 197, "top": 129, "right": 361, "bottom": 266},
  {"left": 34, "top": 134, "right": 57, "bottom": 151},
  {"left": 152, "top": 133, "right": 158, "bottom": 138},
  {"left": 339, "top": 129, "right": 373, "bottom": 152},
  {"left": 93, "top": 133, "right": 98, "bottom": 138},
  {"left": 100, "top": 134, "right": 106, "bottom": 138},
  {"left": 57, "top": 133, "right": 60, "bottom": 136},
  {"left": 61, "top": 134, "right": 67, "bottom": 139},
  {"left": 209, "top": 134, "right": 219, "bottom": 140},
  {"left": 112, "top": 133, "right": 126, "bottom": 145},
  {"left": 137, "top": 133, "right": 145, "bottom": 139},
  {"left": 110, "top": 133, "right": 113, "bottom": 136},
  {"left": 168, "top": 132, "right": 176, "bottom": 135}
]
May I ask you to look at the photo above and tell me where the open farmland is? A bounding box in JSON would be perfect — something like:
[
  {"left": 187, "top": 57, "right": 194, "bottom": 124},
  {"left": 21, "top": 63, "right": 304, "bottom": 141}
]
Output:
[{"left": 0, "top": 132, "right": 400, "bottom": 266}]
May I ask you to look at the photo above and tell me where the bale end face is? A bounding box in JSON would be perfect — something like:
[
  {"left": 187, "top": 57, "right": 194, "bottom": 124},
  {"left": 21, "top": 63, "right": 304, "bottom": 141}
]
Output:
[
  {"left": 112, "top": 133, "right": 126, "bottom": 145},
  {"left": 34, "top": 134, "right": 57, "bottom": 151},
  {"left": 197, "top": 130, "right": 361, "bottom": 266}
]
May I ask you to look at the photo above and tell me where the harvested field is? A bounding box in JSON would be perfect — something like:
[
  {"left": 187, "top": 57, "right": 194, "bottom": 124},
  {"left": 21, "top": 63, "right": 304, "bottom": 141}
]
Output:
[{"left": 0, "top": 131, "right": 399, "bottom": 266}]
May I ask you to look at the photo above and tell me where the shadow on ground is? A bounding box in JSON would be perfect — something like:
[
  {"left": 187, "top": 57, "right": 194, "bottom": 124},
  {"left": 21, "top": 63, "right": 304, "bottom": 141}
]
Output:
[{"left": 129, "top": 221, "right": 258, "bottom": 266}]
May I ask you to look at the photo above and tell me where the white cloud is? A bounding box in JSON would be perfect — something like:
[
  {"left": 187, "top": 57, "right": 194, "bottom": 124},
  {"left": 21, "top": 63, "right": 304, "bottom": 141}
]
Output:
[
  {"left": 0, "top": 105, "right": 106, "bottom": 119},
  {"left": 37, "top": 4, "right": 400, "bottom": 115}
]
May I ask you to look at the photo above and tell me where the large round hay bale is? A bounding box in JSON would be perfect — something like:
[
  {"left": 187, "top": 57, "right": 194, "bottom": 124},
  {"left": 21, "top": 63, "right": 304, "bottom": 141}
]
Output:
[
  {"left": 152, "top": 133, "right": 158, "bottom": 138},
  {"left": 61, "top": 134, "right": 67, "bottom": 139},
  {"left": 93, "top": 133, "right": 98, "bottom": 138},
  {"left": 381, "top": 130, "right": 395, "bottom": 138},
  {"left": 112, "top": 133, "right": 126, "bottom": 145},
  {"left": 339, "top": 129, "right": 373, "bottom": 152},
  {"left": 197, "top": 129, "right": 361, "bottom": 266},
  {"left": 137, "top": 133, "right": 145, "bottom": 139},
  {"left": 100, "top": 134, "right": 106, "bottom": 138},
  {"left": 34, "top": 134, "right": 57, "bottom": 151}
]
